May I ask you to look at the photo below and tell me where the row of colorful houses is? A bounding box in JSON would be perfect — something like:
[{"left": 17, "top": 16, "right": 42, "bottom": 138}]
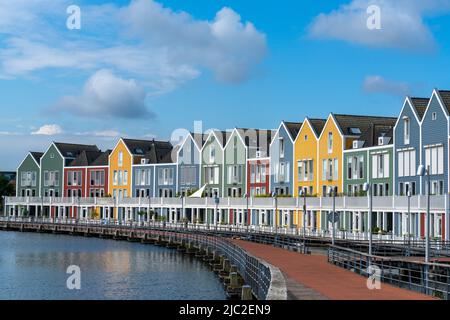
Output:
[{"left": 16, "top": 89, "right": 450, "bottom": 201}]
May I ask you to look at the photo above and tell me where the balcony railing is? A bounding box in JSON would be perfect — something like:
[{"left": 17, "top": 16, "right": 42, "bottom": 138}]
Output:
[{"left": 5, "top": 194, "right": 449, "bottom": 212}]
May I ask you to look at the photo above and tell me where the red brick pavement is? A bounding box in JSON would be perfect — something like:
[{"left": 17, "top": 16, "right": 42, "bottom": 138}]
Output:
[{"left": 233, "top": 239, "right": 435, "bottom": 300}]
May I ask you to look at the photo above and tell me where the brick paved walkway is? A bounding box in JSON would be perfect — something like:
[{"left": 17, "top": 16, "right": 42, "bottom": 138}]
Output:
[{"left": 233, "top": 239, "right": 434, "bottom": 300}]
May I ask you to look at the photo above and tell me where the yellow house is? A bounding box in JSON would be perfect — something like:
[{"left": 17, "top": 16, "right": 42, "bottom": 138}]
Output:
[
  {"left": 318, "top": 114, "right": 345, "bottom": 197},
  {"left": 294, "top": 118, "right": 326, "bottom": 229},
  {"left": 109, "top": 138, "right": 134, "bottom": 200}
]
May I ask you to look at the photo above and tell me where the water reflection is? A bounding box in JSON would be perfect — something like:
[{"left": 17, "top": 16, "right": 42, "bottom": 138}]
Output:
[{"left": 0, "top": 232, "right": 226, "bottom": 300}]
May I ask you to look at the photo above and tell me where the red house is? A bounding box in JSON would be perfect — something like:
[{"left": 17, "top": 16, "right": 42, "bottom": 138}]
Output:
[
  {"left": 247, "top": 158, "right": 270, "bottom": 197},
  {"left": 64, "top": 150, "right": 110, "bottom": 218}
]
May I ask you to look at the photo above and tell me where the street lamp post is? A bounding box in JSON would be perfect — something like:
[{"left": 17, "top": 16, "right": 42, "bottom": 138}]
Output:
[
  {"left": 407, "top": 190, "right": 411, "bottom": 248},
  {"left": 272, "top": 191, "right": 278, "bottom": 233},
  {"left": 328, "top": 186, "right": 337, "bottom": 246},
  {"left": 244, "top": 193, "right": 249, "bottom": 227},
  {"left": 300, "top": 189, "right": 307, "bottom": 236},
  {"left": 214, "top": 194, "right": 219, "bottom": 228},
  {"left": 363, "top": 183, "right": 373, "bottom": 256},
  {"left": 417, "top": 165, "right": 431, "bottom": 263}
]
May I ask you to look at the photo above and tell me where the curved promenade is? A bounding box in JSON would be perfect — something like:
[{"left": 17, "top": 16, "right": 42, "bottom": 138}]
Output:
[{"left": 233, "top": 239, "right": 434, "bottom": 300}]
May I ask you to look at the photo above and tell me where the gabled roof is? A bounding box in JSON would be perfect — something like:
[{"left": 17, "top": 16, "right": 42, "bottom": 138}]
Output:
[
  {"left": 68, "top": 150, "right": 102, "bottom": 167},
  {"left": 189, "top": 132, "right": 209, "bottom": 150},
  {"left": 122, "top": 138, "right": 172, "bottom": 156},
  {"left": 91, "top": 150, "right": 111, "bottom": 166},
  {"left": 284, "top": 122, "right": 302, "bottom": 141},
  {"left": 437, "top": 90, "right": 450, "bottom": 114},
  {"left": 53, "top": 142, "right": 99, "bottom": 159},
  {"left": 30, "top": 152, "right": 44, "bottom": 164},
  {"left": 68, "top": 150, "right": 111, "bottom": 167},
  {"left": 410, "top": 97, "right": 429, "bottom": 120},
  {"left": 333, "top": 114, "right": 397, "bottom": 148},
  {"left": 210, "top": 130, "right": 230, "bottom": 148},
  {"left": 235, "top": 128, "right": 274, "bottom": 149},
  {"left": 307, "top": 118, "right": 327, "bottom": 137}
]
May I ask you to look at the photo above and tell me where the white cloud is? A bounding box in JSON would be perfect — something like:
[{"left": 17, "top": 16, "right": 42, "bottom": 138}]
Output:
[
  {"left": 52, "top": 69, "right": 153, "bottom": 119},
  {"left": 31, "top": 124, "right": 64, "bottom": 136},
  {"left": 363, "top": 75, "right": 410, "bottom": 96},
  {"left": 121, "top": 2, "right": 267, "bottom": 83},
  {"left": 308, "top": 0, "right": 450, "bottom": 51},
  {"left": 0, "top": 0, "right": 267, "bottom": 90}
]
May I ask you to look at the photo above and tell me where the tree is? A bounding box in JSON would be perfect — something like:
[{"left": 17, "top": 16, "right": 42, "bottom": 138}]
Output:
[{"left": 0, "top": 175, "right": 15, "bottom": 213}]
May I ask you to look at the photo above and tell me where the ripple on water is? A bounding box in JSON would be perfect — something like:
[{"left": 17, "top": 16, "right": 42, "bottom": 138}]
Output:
[{"left": 0, "top": 231, "right": 227, "bottom": 300}]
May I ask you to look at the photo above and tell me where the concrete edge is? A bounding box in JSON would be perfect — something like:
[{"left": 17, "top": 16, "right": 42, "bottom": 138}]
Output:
[{"left": 265, "top": 263, "right": 288, "bottom": 300}]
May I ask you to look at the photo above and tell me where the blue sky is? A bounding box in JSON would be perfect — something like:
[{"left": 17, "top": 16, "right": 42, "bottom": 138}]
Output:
[{"left": 1, "top": 0, "right": 450, "bottom": 170}]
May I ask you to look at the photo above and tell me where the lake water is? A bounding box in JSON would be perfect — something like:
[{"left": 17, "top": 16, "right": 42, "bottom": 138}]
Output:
[{"left": 0, "top": 231, "right": 226, "bottom": 300}]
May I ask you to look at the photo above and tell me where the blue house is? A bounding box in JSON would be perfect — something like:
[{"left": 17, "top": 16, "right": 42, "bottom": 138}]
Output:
[
  {"left": 421, "top": 90, "right": 450, "bottom": 196},
  {"left": 131, "top": 140, "right": 174, "bottom": 198},
  {"left": 269, "top": 121, "right": 302, "bottom": 196},
  {"left": 394, "top": 97, "right": 427, "bottom": 196},
  {"left": 176, "top": 132, "right": 206, "bottom": 196}
]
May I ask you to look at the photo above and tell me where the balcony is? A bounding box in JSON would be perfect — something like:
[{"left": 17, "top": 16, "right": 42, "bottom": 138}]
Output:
[{"left": 4, "top": 195, "right": 448, "bottom": 213}]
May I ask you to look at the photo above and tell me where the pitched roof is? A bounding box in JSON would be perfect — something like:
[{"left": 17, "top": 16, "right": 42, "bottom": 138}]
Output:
[
  {"left": 235, "top": 128, "right": 274, "bottom": 149},
  {"left": 410, "top": 97, "right": 429, "bottom": 120},
  {"left": 67, "top": 149, "right": 111, "bottom": 167},
  {"left": 211, "top": 130, "right": 230, "bottom": 147},
  {"left": 30, "top": 152, "right": 44, "bottom": 164},
  {"left": 68, "top": 150, "right": 102, "bottom": 167},
  {"left": 91, "top": 150, "right": 111, "bottom": 166},
  {"left": 122, "top": 138, "right": 172, "bottom": 156},
  {"left": 307, "top": 118, "right": 327, "bottom": 137},
  {"left": 53, "top": 142, "right": 99, "bottom": 159},
  {"left": 284, "top": 122, "right": 302, "bottom": 141},
  {"left": 189, "top": 132, "right": 209, "bottom": 149},
  {"left": 122, "top": 138, "right": 173, "bottom": 164},
  {"left": 437, "top": 90, "right": 450, "bottom": 114},
  {"left": 333, "top": 114, "right": 397, "bottom": 148}
]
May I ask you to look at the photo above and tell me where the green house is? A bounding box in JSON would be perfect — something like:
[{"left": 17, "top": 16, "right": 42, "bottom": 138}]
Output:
[
  {"left": 16, "top": 152, "right": 43, "bottom": 197},
  {"left": 343, "top": 127, "right": 395, "bottom": 197},
  {"left": 200, "top": 130, "right": 228, "bottom": 197}
]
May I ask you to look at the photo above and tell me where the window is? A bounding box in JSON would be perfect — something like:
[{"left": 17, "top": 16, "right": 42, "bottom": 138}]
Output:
[
  {"left": 323, "top": 158, "right": 338, "bottom": 181},
  {"left": 113, "top": 170, "right": 118, "bottom": 186},
  {"left": 372, "top": 153, "right": 390, "bottom": 179},
  {"left": 180, "top": 166, "right": 196, "bottom": 185},
  {"left": 118, "top": 170, "right": 123, "bottom": 185},
  {"left": 430, "top": 180, "right": 444, "bottom": 195},
  {"left": 297, "top": 160, "right": 313, "bottom": 181},
  {"left": 277, "top": 162, "right": 289, "bottom": 183},
  {"left": 403, "top": 117, "right": 410, "bottom": 145},
  {"left": 210, "top": 145, "right": 216, "bottom": 163},
  {"left": 21, "top": 171, "right": 37, "bottom": 187},
  {"left": 279, "top": 137, "right": 285, "bottom": 158},
  {"left": 44, "top": 171, "right": 59, "bottom": 187},
  {"left": 91, "top": 170, "right": 105, "bottom": 186},
  {"left": 205, "top": 166, "right": 219, "bottom": 185},
  {"left": 333, "top": 159, "right": 339, "bottom": 180},
  {"left": 432, "top": 112, "right": 437, "bottom": 121},
  {"left": 400, "top": 181, "right": 416, "bottom": 196},
  {"left": 228, "top": 165, "right": 242, "bottom": 184},
  {"left": 68, "top": 171, "right": 82, "bottom": 186},
  {"left": 304, "top": 135, "right": 308, "bottom": 141},
  {"left": 425, "top": 145, "right": 444, "bottom": 175},
  {"left": 123, "top": 170, "right": 128, "bottom": 185},
  {"left": 118, "top": 151, "right": 123, "bottom": 167},
  {"left": 328, "top": 132, "right": 333, "bottom": 153},
  {"left": 397, "top": 149, "right": 416, "bottom": 177}
]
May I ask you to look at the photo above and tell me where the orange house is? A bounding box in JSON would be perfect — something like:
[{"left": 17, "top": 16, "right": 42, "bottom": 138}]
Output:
[{"left": 109, "top": 138, "right": 134, "bottom": 200}]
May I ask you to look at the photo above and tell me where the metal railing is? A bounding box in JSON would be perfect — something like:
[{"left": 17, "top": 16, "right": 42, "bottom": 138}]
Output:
[
  {"left": 328, "top": 245, "right": 450, "bottom": 299},
  {"left": 0, "top": 217, "right": 276, "bottom": 300},
  {"left": 5, "top": 194, "right": 449, "bottom": 212}
]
